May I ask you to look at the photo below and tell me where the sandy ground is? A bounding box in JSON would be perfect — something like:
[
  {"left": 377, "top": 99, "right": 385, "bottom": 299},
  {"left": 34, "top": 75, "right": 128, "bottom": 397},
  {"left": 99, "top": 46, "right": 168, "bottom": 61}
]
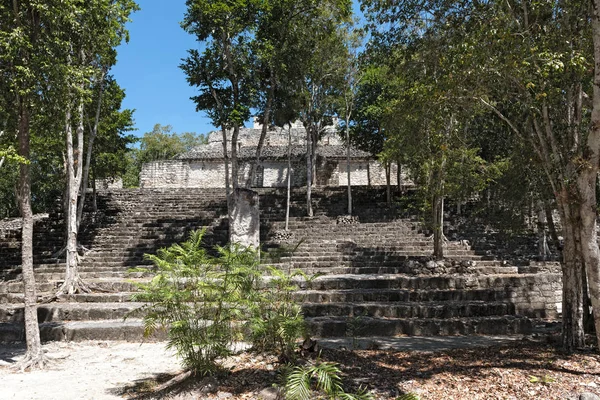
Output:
[{"left": 0, "top": 341, "right": 182, "bottom": 400}]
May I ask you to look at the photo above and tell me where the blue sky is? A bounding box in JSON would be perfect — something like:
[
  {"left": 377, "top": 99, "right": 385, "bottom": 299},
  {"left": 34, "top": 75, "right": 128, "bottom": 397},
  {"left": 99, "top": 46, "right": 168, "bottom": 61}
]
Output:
[
  {"left": 111, "top": 1, "right": 214, "bottom": 138},
  {"left": 112, "top": 0, "right": 363, "bottom": 139}
]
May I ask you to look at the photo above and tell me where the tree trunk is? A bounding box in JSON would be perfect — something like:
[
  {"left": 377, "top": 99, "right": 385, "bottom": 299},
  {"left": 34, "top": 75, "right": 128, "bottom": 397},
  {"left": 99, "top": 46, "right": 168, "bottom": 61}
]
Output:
[
  {"left": 77, "top": 72, "right": 105, "bottom": 230},
  {"left": 558, "top": 198, "right": 586, "bottom": 351},
  {"left": 582, "top": 0, "right": 600, "bottom": 348},
  {"left": 433, "top": 193, "right": 444, "bottom": 260},
  {"left": 231, "top": 124, "right": 239, "bottom": 191},
  {"left": 544, "top": 201, "right": 560, "bottom": 252},
  {"left": 59, "top": 96, "right": 87, "bottom": 295},
  {"left": 397, "top": 163, "right": 402, "bottom": 194},
  {"left": 536, "top": 200, "right": 549, "bottom": 261},
  {"left": 222, "top": 125, "right": 230, "bottom": 197},
  {"left": 16, "top": 98, "right": 45, "bottom": 369},
  {"left": 576, "top": 165, "right": 600, "bottom": 347},
  {"left": 345, "top": 118, "right": 352, "bottom": 215},
  {"left": 285, "top": 125, "right": 291, "bottom": 231},
  {"left": 432, "top": 158, "right": 445, "bottom": 260},
  {"left": 306, "top": 124, "right": 313, "bottom": 217},
  {"left": 247, "top": 75, "right": 275, "bottom": 188},
  {"left": 385, "top": 163, "right": 391, "bottom": 207}
]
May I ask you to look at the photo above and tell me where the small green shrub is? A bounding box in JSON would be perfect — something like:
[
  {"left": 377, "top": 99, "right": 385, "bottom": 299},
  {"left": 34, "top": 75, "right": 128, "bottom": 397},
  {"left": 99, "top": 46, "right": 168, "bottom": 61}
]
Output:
[
  {"left": 131, "top": 229, "right": 308, "bottom": 374},
  {"left": 249, "top": 266, "right": 308, "bottom": 356},
  {"left": 283, "top": 361, "right": 374, "bottom": 400}
]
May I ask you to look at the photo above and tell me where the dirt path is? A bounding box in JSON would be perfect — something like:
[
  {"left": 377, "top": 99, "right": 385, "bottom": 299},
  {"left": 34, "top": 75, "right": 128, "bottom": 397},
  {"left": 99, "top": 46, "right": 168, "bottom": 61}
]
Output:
[{"left": 0, "top": 341, "right": 181, "bottom": 400}]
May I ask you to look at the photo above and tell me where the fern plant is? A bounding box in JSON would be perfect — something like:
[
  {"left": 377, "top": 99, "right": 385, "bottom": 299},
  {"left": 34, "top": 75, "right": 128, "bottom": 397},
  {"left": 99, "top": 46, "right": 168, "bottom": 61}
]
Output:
[
  {"left": 248, "top": 266, "right": 308, "bottom": 356},
  {"left": 131, "top": 229, "right": 314, "bottom": 373},
  {"left": 284, "top": 361, "right": 374, "bottom": 400},
  {"left": 131, "top": 229, "right": 263, "bottom": 374}
]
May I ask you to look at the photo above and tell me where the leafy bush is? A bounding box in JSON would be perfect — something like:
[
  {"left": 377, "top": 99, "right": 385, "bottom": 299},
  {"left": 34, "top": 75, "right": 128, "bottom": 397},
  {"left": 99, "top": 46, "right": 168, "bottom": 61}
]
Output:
[
  {"left": 249, "top": 266, "right": 308, "bottom": 356},
  {"left": 131, "top": 229, "right": 308, "bottom": 374},
  {"left": 283, "top": 361, "right": 374, "bottom": 400}
]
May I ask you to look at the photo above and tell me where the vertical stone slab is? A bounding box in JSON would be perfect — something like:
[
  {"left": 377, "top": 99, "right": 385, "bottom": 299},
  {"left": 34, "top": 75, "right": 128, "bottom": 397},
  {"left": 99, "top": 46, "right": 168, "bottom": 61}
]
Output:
[{"left": 228, "top": 188, "right": 260, "bottom": 249}]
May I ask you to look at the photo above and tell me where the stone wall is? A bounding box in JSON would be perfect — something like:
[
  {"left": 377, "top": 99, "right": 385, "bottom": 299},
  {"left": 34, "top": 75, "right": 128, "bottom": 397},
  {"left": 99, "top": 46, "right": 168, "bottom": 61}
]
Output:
[
  {"left": 335, "top": 161, "right": 409, "bottom": 186},
  {"left": 189, "top": 161, "right": 228, "bottom": 188},
  {"left": 141, "top": 158, "right": 410, "bottom": 189},
  {"left": 140, "top": 160, "right": 188, "bottom": 188},
  {"left": 95, "top": 177, "right": 123, "bottom": 190}
]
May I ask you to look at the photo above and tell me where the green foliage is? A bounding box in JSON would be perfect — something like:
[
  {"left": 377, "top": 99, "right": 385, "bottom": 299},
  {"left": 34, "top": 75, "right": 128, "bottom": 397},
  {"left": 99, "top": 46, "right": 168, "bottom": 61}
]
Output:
[
  {"left": 248, "top": 265, "right": 307, "bottom": 356},
  {"left": 283, "top": 361, "right": 374, "bottom": 400},
  {"left": 123, "top": 124, "right": 206, "bottom": 187},
  {"left": 131, "top": 229, "right": 308, "bottom": 374}
]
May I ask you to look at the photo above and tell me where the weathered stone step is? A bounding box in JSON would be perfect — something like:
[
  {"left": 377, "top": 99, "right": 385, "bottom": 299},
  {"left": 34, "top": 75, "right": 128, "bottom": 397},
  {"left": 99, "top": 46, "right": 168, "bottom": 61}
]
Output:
[
  {"left": 1, "top": 278, "right": 148, "bottom": 294},
  {"left": 0, "top": 302, "right": 146, "bottom": 323},
  {"left": 32, "top": 270, "right": 152, "bottom": 281},
  {"left": 0, "top": 318, "right": 166, "bottom": 342},
  {"left": 301, "top": 301, "right": 515, "bottom": 319},
  {"left": 306, "top": 315, "right": 534, "bottom": 337},
  {"left": 294, "top": 265, "right": 519, "bottom": 276},
  {"left": 303, "top": 273, "right": 556, "bottom": 291},
  {"left": 298, "top": 288, "right": 512, "bottom": 303}
]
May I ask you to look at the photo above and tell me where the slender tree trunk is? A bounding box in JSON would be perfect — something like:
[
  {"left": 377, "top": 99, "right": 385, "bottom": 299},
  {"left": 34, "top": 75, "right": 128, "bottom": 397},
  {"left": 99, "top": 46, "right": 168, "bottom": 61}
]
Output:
[
  {"left": 432, "top": 158, "right": 445, "bottom": 260},
  {"left": 306, "top": 124, "right": 313, "bottom": 217},
  {"left": 285, "top": 125, "right": 291, "bottom": 231},
  {"left": 558, "top": 198, "right": 586, "bottom": 351},
  {"left": 248, "top": 75, "right": 275, "bottom": 188},
  {"left": 544, "top": 201, "right": 560, "bottom": 252},
  {"left": 77, "top": 72, "right": 105, "bottom": 230},
  {"left": 397, "top": 162, "right": 402, "bottom": 194},
  {"left": 92, "top": 169, "right": 97, "bottom": 212},
  {"left": 16, "top": 98, "right": 45, "bottom": 369},
  {"left": 231, "top": 124, "right": 239, "bottom": 191},
  {"left": 536, "top": 200, "right": 549, "bottom": 261},
  {"left": 433, "top": 193, "right": 444, "bottom": 260},
  {"left": 581, "top": 0, "right": 600, "bottom": 348},
  {"left": 345, "top": 118, "right": 352, "bottom": 215},
  {"left": 385, "top": 163, "right": 391, "bottom": 207},
  {"left": 222, "top": 125, "right": 230, "bottom": 197},
  {"left": 59, "top": 96, "right": 87, "bottom": 295}
]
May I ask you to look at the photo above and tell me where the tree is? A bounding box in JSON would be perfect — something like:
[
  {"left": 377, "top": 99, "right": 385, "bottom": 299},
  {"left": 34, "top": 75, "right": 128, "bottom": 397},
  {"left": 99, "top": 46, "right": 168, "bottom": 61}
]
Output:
[
  {"left": 123, "top": 124, "right": 205, "bottom": 188},
  {"left": 55, "top": 0, "right": 138, "bottom": 296},
  {"left": 182, "top": 0, "right": 256, "bottom": 193},
  {"left": 335, "top": 25, "right": 363, "bottom": 216},
  {"left": 295, "top": 7, "right": 352, "bottom": 216},
  {"left": 0, "top": 0, "right": 60, "bottom": 369},
  {"left": 349, "top": 63, "right": 397, "bottom": 205},
  {"left": 360, "top": 0, "right": 600, "bottom": 351}
]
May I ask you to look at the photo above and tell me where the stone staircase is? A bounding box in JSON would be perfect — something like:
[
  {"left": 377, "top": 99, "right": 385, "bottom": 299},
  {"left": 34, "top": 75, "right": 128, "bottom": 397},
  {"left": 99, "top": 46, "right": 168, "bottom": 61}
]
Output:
[{"left": 0, "top": 187, "right": 562, "bottom": 342}]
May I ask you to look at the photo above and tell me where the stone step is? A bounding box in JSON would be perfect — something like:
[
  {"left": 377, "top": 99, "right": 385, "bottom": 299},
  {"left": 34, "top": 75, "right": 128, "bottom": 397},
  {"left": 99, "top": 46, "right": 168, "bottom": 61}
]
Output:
[
  {"left": 0, "top": 302, "right": 146, "bottom": 323},
  {"left": 1, "top": 278, "right": 148, "bottom": 294},
  {"left": 301, "top": 301, "right": 515, "bottom": 319},
  {"left": 303, "top": 273, "right": 553, "bottom": 291},
  {"left": 0, "top": 318, "right": 166, "bottom": 342},
  {"left": 298, "top": 288, "right": 512, "bottom": 303},
  {"left": 306, "top": 315, "right": 535, "bottom": 337},
  {"left": 294, "top": 265, "right": 519, "bottom": 276}
]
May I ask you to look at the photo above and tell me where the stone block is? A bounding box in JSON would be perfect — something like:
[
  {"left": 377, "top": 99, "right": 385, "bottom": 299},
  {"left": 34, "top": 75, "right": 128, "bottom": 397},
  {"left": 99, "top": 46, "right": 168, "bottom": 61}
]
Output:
[{"left": 228, "top": 188, "right": 260, "bottom": 249}]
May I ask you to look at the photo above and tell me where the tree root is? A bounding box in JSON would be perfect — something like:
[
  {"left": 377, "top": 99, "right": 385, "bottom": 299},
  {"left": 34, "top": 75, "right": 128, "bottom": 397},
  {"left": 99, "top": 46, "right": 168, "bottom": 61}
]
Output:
[
  {"left": 13, "top": 350, "right": 51, "bottom": 372},
  {"left": 152, "top": 370, "right": 193, "bottom": 392},
  {"left": 425, "top": 233, "right": 449, "bottom": 243},
  {"left": 42, "top": 276, "right": 111, "bottom": 304}
]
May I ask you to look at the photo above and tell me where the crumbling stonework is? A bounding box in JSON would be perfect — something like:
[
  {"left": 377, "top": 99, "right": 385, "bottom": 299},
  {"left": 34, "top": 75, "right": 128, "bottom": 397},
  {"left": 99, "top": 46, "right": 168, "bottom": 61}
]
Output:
[{"left": 139, "top": 125, "right": 411, "bottom": 189}]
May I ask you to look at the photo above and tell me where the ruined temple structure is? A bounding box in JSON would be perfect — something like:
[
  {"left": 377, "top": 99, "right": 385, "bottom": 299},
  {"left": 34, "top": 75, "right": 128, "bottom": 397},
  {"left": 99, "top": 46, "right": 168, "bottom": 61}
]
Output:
[
  {"left": 140, "top": 119, "right": 405, "bottom": 189},
  {"left": 0, "top": 187, "right": 561, "bottom": 341}
]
